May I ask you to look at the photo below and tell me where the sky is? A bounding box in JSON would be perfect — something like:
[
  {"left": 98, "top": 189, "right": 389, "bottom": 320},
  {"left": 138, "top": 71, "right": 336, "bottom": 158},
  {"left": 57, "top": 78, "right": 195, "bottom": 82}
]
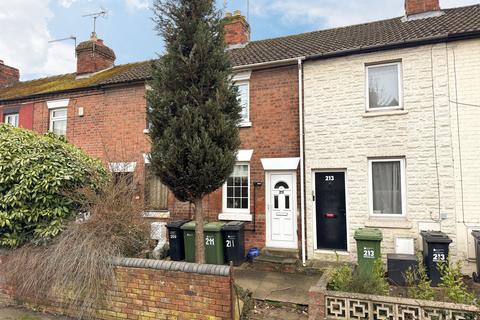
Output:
[{"left": 0, "top": 0, "right": 478, "bottom": 80}]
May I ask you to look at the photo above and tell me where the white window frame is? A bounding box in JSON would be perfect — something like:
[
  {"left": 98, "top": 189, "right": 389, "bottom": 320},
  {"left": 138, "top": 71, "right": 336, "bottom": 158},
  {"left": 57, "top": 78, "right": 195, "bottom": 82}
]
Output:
[
  {"left": 233, "top": 71, "right": 252, "bottom": 127},
  {"left": 49, "top": 108, "right": 68, "bottom": 136},
  {"left": 365, "top": 62, "right": 403, "bottom": 112},
  {"left": 4, "top": 113, "right": 19, "bottom": 127},
  {"left": 236, "top": 81, "right": 250, "bottom": 126},
  {"left": 222, "top": 162, "right": 251, "bottom": 215},
  {"left": 368, "top": 158, "right": 406, "bottom": 217}
]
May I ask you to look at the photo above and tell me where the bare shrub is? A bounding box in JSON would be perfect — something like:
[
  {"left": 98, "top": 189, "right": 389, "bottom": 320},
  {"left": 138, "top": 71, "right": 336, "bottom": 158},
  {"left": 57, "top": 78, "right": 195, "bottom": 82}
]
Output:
[{"left": 5, "top": 175, "right": 150, "bottom": 319}]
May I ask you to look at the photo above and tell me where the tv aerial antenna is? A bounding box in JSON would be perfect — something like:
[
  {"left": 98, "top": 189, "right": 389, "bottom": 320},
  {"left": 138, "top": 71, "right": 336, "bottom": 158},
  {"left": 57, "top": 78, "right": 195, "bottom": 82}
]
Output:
[
  {"left": 83, "top": 8, "right": 108, "bottom": 38},
  {"left": 48, "top": 36, "right": 77, "bottom": 57}
]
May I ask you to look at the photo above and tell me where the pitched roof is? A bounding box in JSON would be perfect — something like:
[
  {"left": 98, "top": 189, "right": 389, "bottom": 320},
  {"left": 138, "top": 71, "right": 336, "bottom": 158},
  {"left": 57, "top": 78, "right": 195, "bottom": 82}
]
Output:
[
  {"left": 228, "top": 4, "right": 480, "bottom": 65},
  {"left": 1, "top": 4, "right": 479, "bottom": 102},
  {"left": 0, "top": 61, "right": 151, "bottom": 101}
]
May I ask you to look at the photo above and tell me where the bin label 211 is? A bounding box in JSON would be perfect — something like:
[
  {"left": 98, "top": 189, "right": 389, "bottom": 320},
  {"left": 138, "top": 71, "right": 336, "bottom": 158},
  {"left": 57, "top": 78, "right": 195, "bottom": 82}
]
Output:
[
  {"left": 432, "top": 248, "right": 446, "bottom": 262},
  {"left": 205, "top": 236, "right": 215, "bottom": 246},
  {"left": 226, "top": 239, "right": 235, "bottom": 248},
  {"left": 363, "top": 247, "right": 375, "bottom": 259}
]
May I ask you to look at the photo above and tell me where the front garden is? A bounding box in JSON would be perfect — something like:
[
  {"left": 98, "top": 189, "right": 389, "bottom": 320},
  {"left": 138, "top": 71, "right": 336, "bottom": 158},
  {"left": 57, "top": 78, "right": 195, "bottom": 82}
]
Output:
[{"left": 308, "top": 256, "right": 480, "bottom": 320}]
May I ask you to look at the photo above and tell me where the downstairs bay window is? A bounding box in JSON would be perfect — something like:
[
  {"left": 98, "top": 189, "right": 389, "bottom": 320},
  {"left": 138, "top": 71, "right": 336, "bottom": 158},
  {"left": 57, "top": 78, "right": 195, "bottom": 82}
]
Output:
[{"left": 368, "top": 158, "right": 406, "bottom": 217}]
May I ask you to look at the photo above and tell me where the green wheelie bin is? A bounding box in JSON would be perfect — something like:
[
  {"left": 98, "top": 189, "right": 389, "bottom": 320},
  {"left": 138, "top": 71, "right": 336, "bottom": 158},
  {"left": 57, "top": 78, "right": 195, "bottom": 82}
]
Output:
[
  {"left": 181, "top": 221, "right": 226, "bottom": 264},
  {"left": 181, "top": 221, "right": 199, "bottom": 263},
  {"left": 354, "top": 228, "right": 383, "bottom": 275},
  {"left": 204, "top": 222, "right": 226, "bottom": 265}
]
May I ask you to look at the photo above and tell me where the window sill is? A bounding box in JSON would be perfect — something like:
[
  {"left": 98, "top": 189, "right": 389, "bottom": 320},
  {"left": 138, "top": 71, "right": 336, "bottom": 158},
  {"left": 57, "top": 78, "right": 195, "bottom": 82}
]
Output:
[
  {"left": 239, "top": 121, "right": 252, "bottom": 128},
  {"left": 218, "top": 212, "right": 252, "bottom": 222},
  {"left": 365, "top": 218, "right": 412, "bottom": 229},
  {"left": 143, "top": 211, "right": 170, "bottom": 219},
  {"left": 363, "top": 110, "right": 408, "bottom": 118}
]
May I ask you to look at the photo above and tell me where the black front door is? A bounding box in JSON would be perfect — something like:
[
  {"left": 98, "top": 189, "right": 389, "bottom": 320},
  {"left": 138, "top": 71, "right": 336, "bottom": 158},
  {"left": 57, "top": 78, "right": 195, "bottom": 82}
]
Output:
[{"left": 315, "top": 172, "right": 347, "bottom": 251}]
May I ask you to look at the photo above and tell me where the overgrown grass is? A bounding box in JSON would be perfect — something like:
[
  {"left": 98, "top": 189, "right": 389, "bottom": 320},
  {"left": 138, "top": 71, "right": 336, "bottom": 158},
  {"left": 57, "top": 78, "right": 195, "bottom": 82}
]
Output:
[
  {"left": 328, "top": 259, "right": 389, "bottom": 296},
  {"left": 5, "top": 177, "right": 150, "bottom": 319}
]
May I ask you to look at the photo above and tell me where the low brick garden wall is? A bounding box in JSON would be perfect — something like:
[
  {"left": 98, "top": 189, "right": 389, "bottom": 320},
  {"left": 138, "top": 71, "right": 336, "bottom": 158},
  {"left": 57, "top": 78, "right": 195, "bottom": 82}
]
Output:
[
  {"left": 308, "top": 273, "right": 480, "bottom": 320},
  {"left": 0, "top": 252, "right": 234, "bottom": 320}
]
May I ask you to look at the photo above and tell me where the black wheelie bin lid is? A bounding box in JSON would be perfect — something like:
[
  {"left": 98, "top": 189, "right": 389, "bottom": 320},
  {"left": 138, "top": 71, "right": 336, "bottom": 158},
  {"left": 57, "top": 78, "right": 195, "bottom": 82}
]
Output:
[
  {"left": 166, "top": 220, "right": 190, "bottom": 229},
  {"left": 222, "top": 221, "right": 246, "bottom": 231},
  {"left": 420, "top": 230, "right": 452, "bottom": 243}
]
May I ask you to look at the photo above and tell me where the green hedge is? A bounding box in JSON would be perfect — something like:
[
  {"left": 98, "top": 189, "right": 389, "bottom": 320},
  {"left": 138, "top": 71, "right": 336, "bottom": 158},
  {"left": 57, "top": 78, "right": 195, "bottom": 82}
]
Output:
[{"left": 0, "top": 125, "right": 109, "bottom": 247}]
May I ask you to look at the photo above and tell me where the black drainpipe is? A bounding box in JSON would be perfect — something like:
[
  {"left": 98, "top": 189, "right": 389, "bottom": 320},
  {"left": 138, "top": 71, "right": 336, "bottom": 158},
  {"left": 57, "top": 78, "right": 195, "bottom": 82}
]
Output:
[{"left": 245, "top": 181, "right": 262, "bottom": 232}]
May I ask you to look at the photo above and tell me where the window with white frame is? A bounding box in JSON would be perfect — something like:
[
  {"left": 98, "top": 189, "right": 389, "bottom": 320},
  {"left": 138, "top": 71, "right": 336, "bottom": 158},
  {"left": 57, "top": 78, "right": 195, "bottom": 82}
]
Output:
[
  {"left": 49, "top": 108, "right": 67, "bottom": 136},
  {"left": 366, "top": 62, "right": 402, "bottom": 111},
  {"left": 223, "top": 163, "right": 250, "bottom": 213},
  {"left": 4, "top": 113, "right": 19, "bottom": 127},
  {"left": 236, "top": 82, "right": 249, "bottom": 123},
  {"left": 369, "top": 158, "right": 406, "bottom": 216}
]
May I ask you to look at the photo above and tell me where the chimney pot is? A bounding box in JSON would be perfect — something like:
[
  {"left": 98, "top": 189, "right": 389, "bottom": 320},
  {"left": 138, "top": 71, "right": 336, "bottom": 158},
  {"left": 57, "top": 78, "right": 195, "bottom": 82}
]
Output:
[
  {"left": 405, "top": 0, "right": 440, "bottom": 16},
  {"left": 223, "top": 10, "right": 250, "bottom": 47}
]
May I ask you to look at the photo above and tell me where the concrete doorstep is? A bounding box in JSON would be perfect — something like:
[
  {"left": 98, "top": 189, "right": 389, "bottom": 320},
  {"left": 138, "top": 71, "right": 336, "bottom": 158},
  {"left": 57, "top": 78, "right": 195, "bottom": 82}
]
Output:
[{"left": 234, "top": 268, "right": 322, "bottom": 306}]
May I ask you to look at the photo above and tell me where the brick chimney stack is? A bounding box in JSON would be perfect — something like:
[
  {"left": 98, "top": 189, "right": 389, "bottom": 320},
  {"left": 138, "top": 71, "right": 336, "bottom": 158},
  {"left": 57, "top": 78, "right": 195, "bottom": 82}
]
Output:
[
  {"left": 223, "top": 10, "right": 250, "bottom": 47},
  {"left": 0, "top": 60, "right": 20, "bottom": 88},
  {"left": 76, "top": 32, "right": 116, "bottom": 75},
  {"left": 405, "top": 0, "right": 440, "bottom": 16}
]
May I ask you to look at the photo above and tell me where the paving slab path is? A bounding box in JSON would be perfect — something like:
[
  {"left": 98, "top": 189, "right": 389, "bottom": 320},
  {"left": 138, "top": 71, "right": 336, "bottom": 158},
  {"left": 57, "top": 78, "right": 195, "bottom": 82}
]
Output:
[
  {"left": 0, "top": 307, "right": 71, "bottom": 320},
  {"left": 234, "top": 268, "right": 321, "bottom": 305}
]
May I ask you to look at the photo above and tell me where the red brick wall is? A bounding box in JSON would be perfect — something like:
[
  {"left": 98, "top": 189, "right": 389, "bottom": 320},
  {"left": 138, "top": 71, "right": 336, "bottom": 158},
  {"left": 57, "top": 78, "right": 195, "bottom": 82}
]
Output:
[
  {"left": 1, "top": 63, "right": 301, "bottom": 252},
  {"left": 76, "top": 40, "right": 116, "bottom": 75},
  {"left": 0, "top": 61, "right": 19, "bottom": 89},
  {"left": 0, "top": 255, "right": 233, "bottom": 320},
  {"left": 18, "top": 103, "right": 34, "bottom": 129},
  {"left": 224, "top": 15, "right": 250, "bottom": 46},
  {"left": 169, "top": 65, "right": 301, "bottom": 250},
  {"left": 405, "top": 0, "right": 440, "bottom": 15}
]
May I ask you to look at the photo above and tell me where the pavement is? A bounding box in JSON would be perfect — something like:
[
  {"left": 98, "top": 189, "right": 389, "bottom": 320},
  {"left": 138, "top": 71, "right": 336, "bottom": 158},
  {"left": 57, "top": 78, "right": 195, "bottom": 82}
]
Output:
[
  {"left": 0, "top": 307, "right": 70, "bottom": 320},
  {"left": 233, "top": 268, "right": 322, "bottom": 305}
]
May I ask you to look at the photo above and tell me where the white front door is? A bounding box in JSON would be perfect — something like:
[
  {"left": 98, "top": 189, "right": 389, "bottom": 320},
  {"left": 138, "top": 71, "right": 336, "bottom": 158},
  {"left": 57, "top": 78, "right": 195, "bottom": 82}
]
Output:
[{"left": 266, "top": 172, "right": 297, "bottom": 249}]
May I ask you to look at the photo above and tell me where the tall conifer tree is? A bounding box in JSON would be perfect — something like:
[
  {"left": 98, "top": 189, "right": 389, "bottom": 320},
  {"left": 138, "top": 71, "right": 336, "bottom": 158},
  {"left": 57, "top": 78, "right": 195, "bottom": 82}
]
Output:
[{"left": 148, "top": 0, "right": 241, "bottom": 263}]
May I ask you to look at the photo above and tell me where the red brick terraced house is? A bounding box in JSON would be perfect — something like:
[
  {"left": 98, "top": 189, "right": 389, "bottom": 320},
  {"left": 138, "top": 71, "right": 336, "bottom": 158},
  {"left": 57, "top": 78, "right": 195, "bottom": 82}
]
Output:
[
  {"left": 2, "top": 2, "right": 480, "bottom": 269},
  {"left": 0, "top": 12, "right": 306, "bottom": 260}
]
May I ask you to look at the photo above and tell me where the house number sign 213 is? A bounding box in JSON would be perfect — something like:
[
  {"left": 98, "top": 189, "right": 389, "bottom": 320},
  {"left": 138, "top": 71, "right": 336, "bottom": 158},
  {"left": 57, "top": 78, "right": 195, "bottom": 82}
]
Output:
[
  {"left": 325, "top": 176, "right": 335, "bottom": 181},
  {"left": 363, "top": 247, "right": 375, "bottom": 259}
]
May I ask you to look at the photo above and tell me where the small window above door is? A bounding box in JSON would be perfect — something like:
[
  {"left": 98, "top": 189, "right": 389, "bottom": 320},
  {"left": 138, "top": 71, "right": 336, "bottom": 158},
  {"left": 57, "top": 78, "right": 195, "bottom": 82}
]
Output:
[{"left": 274, "top": 181, "right": 289, "bottom": 190}]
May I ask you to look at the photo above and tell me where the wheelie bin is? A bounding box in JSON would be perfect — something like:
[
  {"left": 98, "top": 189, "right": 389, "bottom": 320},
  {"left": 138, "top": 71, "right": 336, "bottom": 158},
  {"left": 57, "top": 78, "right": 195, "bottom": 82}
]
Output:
[
  {"left": 354, "top": 228, "right": 383, "bottom": 275},
  {"left": 471, "top": 230, "right": 480, "bottom": 282},
  {"left": 181, "top": 221, "right": 225, "bottom": 264},
  {"left": 181, "top": 221, "right": 199, "bottom": 262},
  {"left": 222, "top": 221, "right": 246, "bottom": 266},
  {"left": 166, "top": 220, "right": 190, "bottom": 261},
  {"left": 420, "top": 230, "right": 452, "bottom": 286}
]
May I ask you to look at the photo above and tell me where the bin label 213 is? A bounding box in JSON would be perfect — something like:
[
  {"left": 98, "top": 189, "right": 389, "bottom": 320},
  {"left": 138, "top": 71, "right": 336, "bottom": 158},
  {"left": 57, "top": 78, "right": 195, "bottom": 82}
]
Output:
[
  {"left": 432, "top": 248, "right": 446, "bottom": 262},
  {"left": 205, "top": 236, "right": 215, "bottom": 246},
  {"left": 363, "top": 247, "right": 375, "bottom": 259}
]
